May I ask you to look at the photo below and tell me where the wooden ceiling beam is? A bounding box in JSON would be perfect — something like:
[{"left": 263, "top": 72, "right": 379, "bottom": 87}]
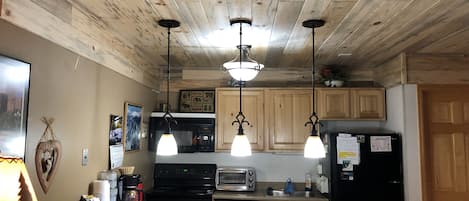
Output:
[{"left": 0, "top": 0, "right": 160, "bottom": 89}]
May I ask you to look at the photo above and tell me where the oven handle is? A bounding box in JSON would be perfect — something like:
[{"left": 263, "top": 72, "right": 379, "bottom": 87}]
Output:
[{"left": 218, "top": 170, "right": 246, "bottom": 174}]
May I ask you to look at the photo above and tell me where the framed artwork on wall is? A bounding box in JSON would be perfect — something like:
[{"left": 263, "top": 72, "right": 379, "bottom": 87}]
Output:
[
  {"left": 124, "top": 102, "right": 143, "bottom": 152},
  {"left": 109, "top": 114, "right": 124, "bottom": 169},
  {"left": 179, "top": 90, "right": 215, "bottom": 113},
  {"left": 0, "top": 54, "right": 31, "bottom": 158},
  {"left": 109, "top": 115, "right": 123, "bottom": 146}
]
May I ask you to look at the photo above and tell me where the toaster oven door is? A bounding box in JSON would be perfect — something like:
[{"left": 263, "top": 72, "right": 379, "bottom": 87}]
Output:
[{"left": 216, "top": 170, "right": 254, "bottom": 191}]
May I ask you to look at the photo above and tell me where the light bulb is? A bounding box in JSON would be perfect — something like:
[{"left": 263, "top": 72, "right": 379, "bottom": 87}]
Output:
[
  {"left": 231, "top": 134, "right": 252, "bottom": 156},
  {"left": 304, "top": 135, "right": 325, "bottom": 158},
  {"left": 156, "top": 133, "right": 178, "bottom": 156}
]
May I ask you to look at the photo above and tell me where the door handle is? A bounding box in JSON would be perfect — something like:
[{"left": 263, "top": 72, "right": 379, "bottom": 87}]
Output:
[{"left": 388, "top": 180, "right": 401, "bottom": 184}]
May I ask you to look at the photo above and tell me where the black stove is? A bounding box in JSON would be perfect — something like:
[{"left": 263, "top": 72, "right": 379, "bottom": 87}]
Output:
[{"left": 146, "top": 163, "right": 217, "bottom": 201}]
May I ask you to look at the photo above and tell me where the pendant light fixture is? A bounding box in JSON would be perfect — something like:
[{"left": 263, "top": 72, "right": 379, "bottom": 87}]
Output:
[
  {"left": 230, "top": 81, "right": 252, "bottom": 156},
  {"left": 303, "top": 19, "right": 326, "bottom": 159},
  {"left": 156, "top": 19, "right": 180, "bottom": 156},
  {"left": 223, "top": 18, "right": 264, "bottom": 82}
]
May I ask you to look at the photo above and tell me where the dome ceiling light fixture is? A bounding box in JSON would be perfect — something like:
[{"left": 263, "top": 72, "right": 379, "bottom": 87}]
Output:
[
  {"left": 223, "top": 18, "right": 264, "bottom": 82},
  {"left": 303, "top": 19, "right": 326, "bottom": 159},
  {"left": 156, "top": 19, "right": 180, "bottom": 156}
]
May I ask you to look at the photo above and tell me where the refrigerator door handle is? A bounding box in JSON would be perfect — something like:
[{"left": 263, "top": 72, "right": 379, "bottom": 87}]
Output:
[{"left": 388, "top": 180, "right": 401, "bottom": 184}]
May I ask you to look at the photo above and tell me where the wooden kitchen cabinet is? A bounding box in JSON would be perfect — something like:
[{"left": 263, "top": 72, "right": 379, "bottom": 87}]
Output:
[
  {"left": 351, "top": 88, "right": 386, "bottom": 120},
  {"left": 215, "top": 87, "right": 385, "bottom": 153},
  {"left": 317, "top": 88, "right": 385, "bottom": 120},
  {"left": 265, "top": 89, "right": 314, "bottom": 151},
  {"left": 216, "top": 88, "right": 264, "bottom": 151},
  {"left": 317, "top": 88, "right": 351, "bottom": 119}
]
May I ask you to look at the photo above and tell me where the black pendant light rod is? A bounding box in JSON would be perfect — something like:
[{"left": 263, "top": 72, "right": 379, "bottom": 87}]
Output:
[
  {"left": 159, "top": 19, "right": 180, "bottom": 133},
  {"left": 303, "top": 19, "right": 325, "bottom": 136},
  {"left": 230, "top": 18, "right": 251, "bottom": 135}
]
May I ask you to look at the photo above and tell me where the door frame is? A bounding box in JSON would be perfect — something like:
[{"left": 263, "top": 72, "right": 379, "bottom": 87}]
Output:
[{"left": 417, "top": 84, "right": 469, "bottom": 201}]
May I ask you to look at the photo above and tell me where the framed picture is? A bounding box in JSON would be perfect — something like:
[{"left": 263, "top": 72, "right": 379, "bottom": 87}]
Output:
[
  {"left": 179, "top": 90, "right": 215, "bottom": 113},
  {"left": 109, "top": 115, "right": 123, "bottom": 145},
  {"left": 124, "top": 102, "right": 143, "bottom": 152},
  {"left": 0, "top": 55, "right": 31, "bottom": 158},
  {"left": 109, "top": 114, "right": 124, "bottom": 169}
]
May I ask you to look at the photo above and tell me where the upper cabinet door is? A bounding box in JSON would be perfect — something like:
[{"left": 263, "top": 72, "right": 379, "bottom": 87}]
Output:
[
  {"left": 317, "top": 88, "right": 351, "bottom": 119},
  {"left": 265, "top": 89, "right": 313, "bottom": 151},
  {"left": 351, "top": 88, "right": 386, "bottom": 120},
  {"left": 216, "top": 88, "right": 264, "bottom": 151}
]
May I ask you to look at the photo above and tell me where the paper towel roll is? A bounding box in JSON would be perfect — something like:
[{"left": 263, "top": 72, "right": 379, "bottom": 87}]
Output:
[{"left": 93, "top": 180, "right": 110, "bottom": 201}]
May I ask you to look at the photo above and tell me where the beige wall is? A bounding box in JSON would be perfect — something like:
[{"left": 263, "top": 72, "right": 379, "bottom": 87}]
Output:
[{"left": 0, "top": 20, "right": 159, "bottom": 201}]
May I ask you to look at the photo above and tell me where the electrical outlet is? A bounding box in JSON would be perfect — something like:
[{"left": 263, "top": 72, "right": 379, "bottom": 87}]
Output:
[{"left": 82, "top": 148, "right": 88, "bottom": 166}]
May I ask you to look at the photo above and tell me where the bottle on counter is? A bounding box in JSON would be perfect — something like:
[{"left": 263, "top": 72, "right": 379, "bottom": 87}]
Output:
[
  {"left": 305, "top": 173, "right": 312, "bottom": 191},
  {"left": 284, "top": 178, "right": 294, "bottom": 194}
]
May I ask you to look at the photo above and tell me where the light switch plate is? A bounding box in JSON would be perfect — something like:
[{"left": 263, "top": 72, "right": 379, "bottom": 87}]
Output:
[{"left": 82, "top": 148, "right": 88, "bottom": 166}]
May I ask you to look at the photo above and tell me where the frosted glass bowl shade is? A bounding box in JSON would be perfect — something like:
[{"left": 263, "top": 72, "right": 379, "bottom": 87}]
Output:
[{"left": 223, "top": 62, "right": 264, "bottom": 81}]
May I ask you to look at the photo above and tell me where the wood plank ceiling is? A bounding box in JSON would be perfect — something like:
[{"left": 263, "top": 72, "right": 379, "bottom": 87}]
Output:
[{"left": 1, "top": 0, "right": 468, "bottom": 89}]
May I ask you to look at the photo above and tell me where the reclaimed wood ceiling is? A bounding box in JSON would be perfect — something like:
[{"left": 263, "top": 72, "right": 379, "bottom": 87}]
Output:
[{"left": 1, "top": 0, "right": 468, "bottom": 89}]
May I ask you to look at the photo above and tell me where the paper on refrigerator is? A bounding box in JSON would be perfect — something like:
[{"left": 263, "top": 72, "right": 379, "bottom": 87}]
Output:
[
  {"left": 336, "top": 135, "right": 360, "bottom": 165},
  {"left": 370, "top": 136, "right": 392, "bottom": 152}
]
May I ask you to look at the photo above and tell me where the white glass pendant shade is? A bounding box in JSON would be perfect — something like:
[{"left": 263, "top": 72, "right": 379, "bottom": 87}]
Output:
[
  {"left": 304, "top": 135, "right": 326, "bottom": 158},
  {"left": 231, "top": 134, "right": 252, "bottom": 157},
  {"left": 156, "top": 133, "right": 178, "bottom": 156},
  {"left": 223, "top": 45, "right": 264, "bottom": 81},
  {"left": 225, "top": 67, "right": 260, "bottom": 82}
]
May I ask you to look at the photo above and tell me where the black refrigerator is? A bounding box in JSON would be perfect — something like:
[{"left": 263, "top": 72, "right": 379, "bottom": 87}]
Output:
[{"left": 321, "top": 130, "right": 404, "bottom": 201}]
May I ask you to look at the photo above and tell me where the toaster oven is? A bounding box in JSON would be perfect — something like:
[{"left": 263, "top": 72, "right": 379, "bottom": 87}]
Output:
[{"left": 215, "top": 167, "right": 256, "bottom": 192}]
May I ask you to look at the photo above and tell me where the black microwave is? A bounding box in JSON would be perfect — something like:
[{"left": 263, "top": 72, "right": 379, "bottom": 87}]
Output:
[{"left": 148, "top": 112, "right": 215, "bottom": 153}]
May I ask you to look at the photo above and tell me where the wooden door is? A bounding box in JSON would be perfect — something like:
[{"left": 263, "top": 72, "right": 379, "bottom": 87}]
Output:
[
  {"left": 419, "top": 85, "right": 469, "bottom": 201},
  {"left": 317, "top": 88, "right": 350, "bottom": 119},
  {"left": 351, "top": 88, "right": 385, "bottom": 120},
  {"left": 216, "top": 88, "right": 264, "bottom": 151},
  {"left": 265, "top": 89, "right": 313, "bottom": 151}
]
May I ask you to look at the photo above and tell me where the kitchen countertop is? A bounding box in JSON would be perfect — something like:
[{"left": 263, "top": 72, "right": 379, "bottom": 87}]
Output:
[{"left": 213, "top": 182, "right": 328, "bottom": 201}]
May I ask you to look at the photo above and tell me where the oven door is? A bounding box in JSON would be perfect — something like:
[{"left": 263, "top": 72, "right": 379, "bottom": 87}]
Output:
[
  {"left": 146, "top": 193, "right": 212, "bottom": 201},
  {"left": 146, "top": 189, "right": 213, "bottom": 201}
]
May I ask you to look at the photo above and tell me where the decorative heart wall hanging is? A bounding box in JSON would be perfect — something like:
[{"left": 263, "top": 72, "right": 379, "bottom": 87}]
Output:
[{"left": 35, "top": 117, "right": 62, "bottom": 193}]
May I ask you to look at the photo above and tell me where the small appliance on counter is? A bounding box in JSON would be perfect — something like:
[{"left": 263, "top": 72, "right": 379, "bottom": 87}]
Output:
[
  {"left": 146, "top": 163, "right": 217, "bottom": 201},
  {"left": 216, "top": 167, "right": 256, "bottom": 192},
  {"left": 118, "top": 174, "right": 143, "bottom": 201}
]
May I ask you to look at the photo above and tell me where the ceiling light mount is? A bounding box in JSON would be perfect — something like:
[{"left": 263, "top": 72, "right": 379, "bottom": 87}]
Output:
[
  {"left": 302, "top": 19, "right": 325, "bottom": 29},
  {"left": 230, "top": 18, "right": 252, "bottom": 26},
  {"left": 158, "top": 19, "right": 180, "bottom": 28}
]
